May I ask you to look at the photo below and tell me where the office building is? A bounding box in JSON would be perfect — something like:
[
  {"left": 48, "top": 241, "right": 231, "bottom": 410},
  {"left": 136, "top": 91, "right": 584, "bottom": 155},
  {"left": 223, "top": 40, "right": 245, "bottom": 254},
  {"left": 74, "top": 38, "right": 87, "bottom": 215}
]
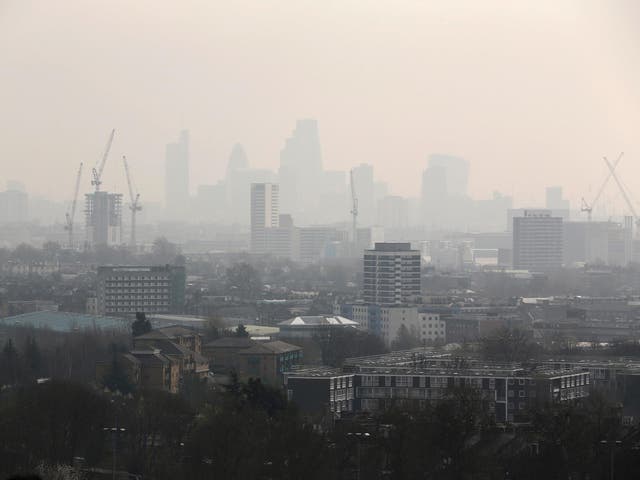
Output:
[
  {"left": 96, "top": 265, "right": 186, "bottom": 316},
  {"left": 363, "top": 243, "right": 421, "bottom": 305},
  {"left": 0, "top": 187, "right": 28, "bottom": 224},
  {"left": 545, "top": 186, "right": 570, "bottom": 212},
  {"left": 428, "top": 154, "right": 469, "bottom": 197},
  {"left": 85, "top": 191, "right": 122, "bottom": 247},
  {"left": 513, "top": 210, "right": 563, "bottom": 271},
  {"left": 165, "top": 130, "right": 190, "bottom": 219},
  {"left": 250, "top": 183, "right": 280, "bottom": 254},
  {"left": 377, "top": 195, "right": 409, "bottom": 230},
  {"left": 352, "top": 163, "right": 375, "bottom": 226},
  {"left": 279, "top": 119, "right": 323, "bottom": 222},
  {"left": 225, "top": 143, "right": 277, "bottom": 224}
]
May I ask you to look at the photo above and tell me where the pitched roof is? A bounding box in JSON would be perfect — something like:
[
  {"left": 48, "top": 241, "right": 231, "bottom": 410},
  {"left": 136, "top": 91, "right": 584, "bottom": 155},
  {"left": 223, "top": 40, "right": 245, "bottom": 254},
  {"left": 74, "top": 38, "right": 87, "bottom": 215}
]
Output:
[
  {"left": 135, "top": 325, "right": 200, "bottom": 340},
  {"left": 237, "top": 340, "right": 302, "bottom": 355},
  {"left": 204, "top": 337, "right": 256, "bottom": 349},
  {"left": 278, "top": 315, "right": 358, "bottom": 327}
]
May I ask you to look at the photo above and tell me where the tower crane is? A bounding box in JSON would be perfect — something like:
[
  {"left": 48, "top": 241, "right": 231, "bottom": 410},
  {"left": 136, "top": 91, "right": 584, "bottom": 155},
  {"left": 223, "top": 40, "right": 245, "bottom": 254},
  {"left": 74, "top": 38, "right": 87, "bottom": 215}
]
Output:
[
  {"left": 91, "top": 129, "right": 115, "bottom": 192},
  {"left": 604, "top": 155, "right": 640, "bottom": 229},
  {"left": 350, "top": 169, "right": 358, "bottom": 246},
  {"left": 64, "top": 162, "right": 84, "bottom": 249},
  {"left": 581, "top": 152, "right": 624, "bottom": 221},
  {"left": 122, "top": 155, "right": 142, "bottom": 249}
]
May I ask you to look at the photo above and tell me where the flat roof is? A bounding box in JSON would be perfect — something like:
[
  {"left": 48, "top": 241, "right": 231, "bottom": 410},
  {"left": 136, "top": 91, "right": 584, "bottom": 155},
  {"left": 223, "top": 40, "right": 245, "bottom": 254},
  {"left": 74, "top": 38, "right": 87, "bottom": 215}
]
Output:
[{"left": 0, "top": 311, "right": 128, "bottom": 333}]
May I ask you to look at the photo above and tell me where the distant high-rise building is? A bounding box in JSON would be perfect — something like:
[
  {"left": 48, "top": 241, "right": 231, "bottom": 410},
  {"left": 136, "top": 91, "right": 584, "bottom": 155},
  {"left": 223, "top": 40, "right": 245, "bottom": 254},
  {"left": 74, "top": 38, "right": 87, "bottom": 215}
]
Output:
[
  {"left": 85, "top": 192, "right": 122, "bottom": 247},
  {"left": 363, "top": 242, "right": 421, "bottom": 305},
  {"left": 428, "top": 154, "right": 469, "bottom": 197},
  {"left": 279, "top": 119, "right": 323, "bottom": 222},
  {"left": 165, "top": 130, "right": 190, "bottom": 219},
  {"left": 225, "top": 143, "right": 276, "bottom": 224},
  {"left": 377, "top": 196, "right": 409, "bottom": 229},
  {"left": 545, "top": 186, "right": 570, "bottom": 220},
  {"left": 421, "top": 165, "right": 447, "bottom": 227},
  {"left": 250, "top": 183, "right": 280, "bottom": 254},
  {"left": 513, "top": 209, "right": 563, "bottom": 271},
  {"left": 352, "top": 163, "right": 375, "bottom": 227},
  {"left": 0, "top": 188, "right": 28, "bottom": 224}
]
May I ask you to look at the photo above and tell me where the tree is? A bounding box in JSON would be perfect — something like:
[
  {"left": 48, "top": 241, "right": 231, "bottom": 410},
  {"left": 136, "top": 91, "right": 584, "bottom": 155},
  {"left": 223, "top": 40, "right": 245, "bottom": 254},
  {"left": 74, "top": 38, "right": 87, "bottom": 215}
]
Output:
[
  {"left": 225, "top": 262, "right": 262, "bottom": 300},
  {"left": 1, "top": 339, "right": 21, "bottom": 386},
  {"left": 12, "top": 243, "right": 42, "bottom": 264},
  {"left": 152, "top": 237, "right": 180, "bottom": 264},
  {"left": 235, "top": 324, "right": 249, "bottom": 338},
  {"left": 391, "top": 324, "right": 422, "bottom": 351},
  {"left": 131, "top": 312, "right": 152, "bottom": 337},
  {"left": 204, "top": 316, "right": 225, "bottom": 341},
  {"left": 480, "top": 327, "right": 540, "bottom": 362},
  {"left": 101, "top": 352, "right": 134, "bottom": 395},
  {"left": 23, "top": 335, "right": 43, "bottom": 380}
]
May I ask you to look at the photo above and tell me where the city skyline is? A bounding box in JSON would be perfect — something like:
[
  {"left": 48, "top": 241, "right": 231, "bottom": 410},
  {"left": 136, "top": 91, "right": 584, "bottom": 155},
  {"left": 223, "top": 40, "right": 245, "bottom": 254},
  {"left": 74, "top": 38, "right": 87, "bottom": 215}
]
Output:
[{"left": 1, "top": 1, "right": 639, "bottom": 208}]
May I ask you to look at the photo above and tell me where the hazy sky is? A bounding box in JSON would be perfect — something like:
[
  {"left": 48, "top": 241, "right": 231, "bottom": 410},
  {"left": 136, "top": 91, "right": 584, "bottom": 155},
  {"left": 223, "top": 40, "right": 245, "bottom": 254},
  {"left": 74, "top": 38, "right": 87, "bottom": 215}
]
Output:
[{"left": 1, "top": 0, "right": 639, "bottom": 213}]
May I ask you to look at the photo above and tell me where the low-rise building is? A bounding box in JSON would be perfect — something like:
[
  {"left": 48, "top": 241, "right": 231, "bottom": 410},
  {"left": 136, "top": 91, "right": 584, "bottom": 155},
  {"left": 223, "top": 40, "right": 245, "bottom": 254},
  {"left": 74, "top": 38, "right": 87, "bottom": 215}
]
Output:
[
  {"left": 204, "top": 337, "right": 303, "bottom": 387},
  {"left": 285, "top": 349, "right": 591, "bottom": 423},
  {"left": 278, "top": 315, "right": 358, "bottom": 339},
  {"left": 96, "top": 265, "right": 186, "bottom": 316}
]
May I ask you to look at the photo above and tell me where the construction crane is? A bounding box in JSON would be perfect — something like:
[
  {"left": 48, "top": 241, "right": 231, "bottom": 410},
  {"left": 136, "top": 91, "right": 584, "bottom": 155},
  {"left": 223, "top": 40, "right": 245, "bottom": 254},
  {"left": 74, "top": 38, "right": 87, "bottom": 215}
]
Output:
[
  {"left": 349, "top": 169, "right": 358, "bottom": 246},
  {"left": 122, "top": 155, "right": 142, "bottom": 249},
  {"left": 91, "top": 129, "right": 115, "bottom": 192},
  {"left": 604, "top": 155, "right": 640, "bottom": 228},
  {"left": 581, "top": 152, "right": 624, "bottom": 221},
  {"left": 64, "top": 162, "right": 84, "bottom": 249}
]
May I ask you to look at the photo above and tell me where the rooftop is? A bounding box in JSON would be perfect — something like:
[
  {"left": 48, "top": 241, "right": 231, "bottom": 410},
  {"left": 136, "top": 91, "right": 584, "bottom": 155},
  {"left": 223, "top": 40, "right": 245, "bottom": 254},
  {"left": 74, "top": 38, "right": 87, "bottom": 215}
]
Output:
[
  {"left": 0, "top": 311, "right": 128, "bottom": 333},
  {"left": 279, "top": 315, "right": 358, "bottom": 327}
]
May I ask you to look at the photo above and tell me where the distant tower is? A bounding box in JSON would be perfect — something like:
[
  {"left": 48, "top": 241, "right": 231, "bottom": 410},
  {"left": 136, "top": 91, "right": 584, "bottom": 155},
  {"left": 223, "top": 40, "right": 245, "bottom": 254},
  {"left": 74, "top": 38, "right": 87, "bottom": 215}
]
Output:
[
  {"left": 165, "top": 130, "right": 190, "bottom": 219},
  {"left": 278, "top": 119, "right": 322, "bottom": 221},
  {"left": 85, "top": 192, "right": 122, "bottom": 247},
  {"left": 250, "top": 183, "right": 280, "bottom": 254},
  {"left": 363, "top": 243, "right": 421, "bottom": 305}
]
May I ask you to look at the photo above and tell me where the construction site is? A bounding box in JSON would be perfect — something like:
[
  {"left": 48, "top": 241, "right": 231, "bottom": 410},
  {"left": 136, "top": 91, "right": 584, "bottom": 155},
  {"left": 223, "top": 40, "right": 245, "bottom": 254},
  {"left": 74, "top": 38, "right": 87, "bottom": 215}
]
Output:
[{"left": 63, "top": 129, "right": 141, "bottom": 250}]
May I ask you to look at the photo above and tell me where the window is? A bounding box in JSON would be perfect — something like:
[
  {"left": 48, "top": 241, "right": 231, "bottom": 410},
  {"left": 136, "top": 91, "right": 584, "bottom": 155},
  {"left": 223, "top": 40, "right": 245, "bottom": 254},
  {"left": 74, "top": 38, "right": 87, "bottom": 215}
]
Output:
[
  {"left": 519, "top": 390, "right": 525, "bottom": 398},
  {"left": 518, "top": 379, "right": 525, "bottom": 385},
  {"left": 508, "top": 390, "right": 514, "bottom": 398},
  {"left": 519, "top": 403, "right": 526, "bottom": 410},
  {"left": 508, "top": 402, "right": 514, "bottom": 409},
  {"left": 395, "top": 376, "right": 411, "bottom": 387},
  {"left": 508, "top": 379, "right": 514, "bottom": 385}
]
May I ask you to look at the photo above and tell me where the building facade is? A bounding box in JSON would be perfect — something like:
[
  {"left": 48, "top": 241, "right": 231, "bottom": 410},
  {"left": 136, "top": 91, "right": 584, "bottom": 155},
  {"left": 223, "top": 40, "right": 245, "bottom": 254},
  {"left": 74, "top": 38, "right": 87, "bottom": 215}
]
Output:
[
  {"left": 513, "top": 209, "right": 563, "bottom": 271},
  {"left": 96, "top": 265, "right": 186, "bottom": 316},
  {"left": 85, "top": 192, "right": 122, "bottom": 247},
  {"left": 250, "top": 182, "right": 280, "bottom": 254},
  {"left": 363, "top": 243, "right": 421, "bottom": 305}
]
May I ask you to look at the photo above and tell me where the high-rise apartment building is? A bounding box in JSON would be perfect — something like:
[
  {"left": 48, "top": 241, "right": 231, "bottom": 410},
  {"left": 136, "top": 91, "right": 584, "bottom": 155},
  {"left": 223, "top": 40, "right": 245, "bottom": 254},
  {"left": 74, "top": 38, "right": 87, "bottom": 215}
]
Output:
[
  {"left": 165, "top": 130, "right": 190, "bottom": 219},
  {"left": 250, "top": 183, "right": 280, "bottom": 254},
  {"left": 363, "top": 242, "right": 421, "bottom": 305},
  {"left": 96, "top": 265, "right": 186, "bottom": 316},
  {"left": 513, "top": 209, "right": 563, "bottom": 271}
]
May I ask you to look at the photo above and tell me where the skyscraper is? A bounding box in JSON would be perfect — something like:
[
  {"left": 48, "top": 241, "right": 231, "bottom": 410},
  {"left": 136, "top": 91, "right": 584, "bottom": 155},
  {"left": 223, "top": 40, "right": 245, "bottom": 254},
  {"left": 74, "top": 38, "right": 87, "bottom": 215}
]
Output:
[
  {"left": 352, "top": 163, "right": 375, "bottom": 227},
  {"left": 279, "top": 119, "right": 322, "bottom": 222},
  {"left": 363, "top": 242, "right": 421, "bottom": 305},
  {"left": 250, "top": 183, "right": 280, "bottom": 254},
  {"left": 513, "top": 209, "right": 563, "bottom": 271},
  {"left": 165, "top": 130, "right": 190, "bottom": 219},
  {"left": 427, "top": 154, "right": 469, "bottom": 197}
]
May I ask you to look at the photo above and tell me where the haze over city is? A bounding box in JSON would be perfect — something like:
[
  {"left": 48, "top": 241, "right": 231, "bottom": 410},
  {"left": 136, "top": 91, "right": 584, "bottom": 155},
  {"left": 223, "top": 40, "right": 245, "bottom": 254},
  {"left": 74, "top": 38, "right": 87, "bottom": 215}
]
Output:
[{"left": 2, "top": 0, "right": 640, "bottom": 209}]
